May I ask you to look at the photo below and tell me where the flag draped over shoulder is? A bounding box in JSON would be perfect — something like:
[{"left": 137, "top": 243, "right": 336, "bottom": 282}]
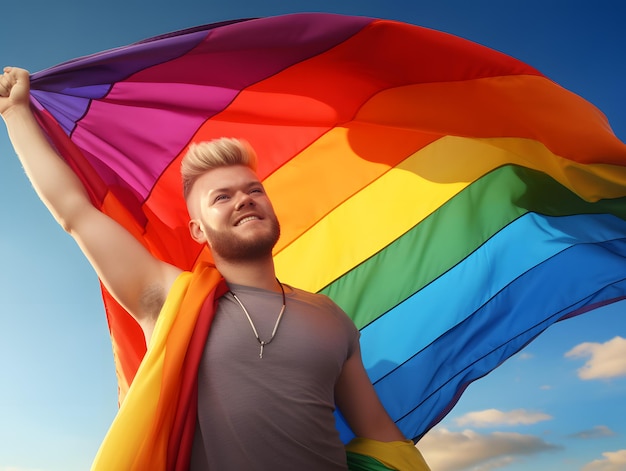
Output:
[{"left": 28, "top": 12, "right": 626, "bottom": 458}]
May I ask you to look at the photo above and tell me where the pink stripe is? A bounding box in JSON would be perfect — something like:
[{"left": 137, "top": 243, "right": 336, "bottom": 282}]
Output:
[{"left": 71, "top": 14, "right": 372, "bottom": 200}]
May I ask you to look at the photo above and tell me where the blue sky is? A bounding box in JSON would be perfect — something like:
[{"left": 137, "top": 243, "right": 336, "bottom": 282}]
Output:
[{"left": 1, "top": 1, "right": 624, "bottom": 470}]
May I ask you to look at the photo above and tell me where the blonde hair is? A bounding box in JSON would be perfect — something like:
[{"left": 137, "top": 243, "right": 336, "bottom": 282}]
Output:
[{"left": 181, "top": 138, "right": 258, "bottom": 199}]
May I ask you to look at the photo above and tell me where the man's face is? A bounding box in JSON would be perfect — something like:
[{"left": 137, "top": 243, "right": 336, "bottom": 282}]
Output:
[{"left": 187, "top": 165, "right": 280, "bottom": 262}]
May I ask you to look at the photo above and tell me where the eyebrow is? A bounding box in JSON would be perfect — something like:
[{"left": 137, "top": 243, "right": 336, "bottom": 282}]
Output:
[{"left": 209, "top": 180, "right": 263, "bottom": 195}]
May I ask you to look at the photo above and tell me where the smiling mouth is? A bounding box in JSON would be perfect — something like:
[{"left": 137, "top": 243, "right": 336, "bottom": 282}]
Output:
[{"left": 236, "top": 216, "right": 260, "bottom": 226}]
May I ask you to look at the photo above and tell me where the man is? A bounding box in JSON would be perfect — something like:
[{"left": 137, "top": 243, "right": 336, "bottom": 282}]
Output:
[{"left": 1, "top": 67, "right": 427, "bottom": 469}]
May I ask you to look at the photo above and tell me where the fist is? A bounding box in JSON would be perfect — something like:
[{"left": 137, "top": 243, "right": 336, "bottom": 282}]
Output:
[{"left": 0, "top": 67, "right": 31, "bottom": 116}]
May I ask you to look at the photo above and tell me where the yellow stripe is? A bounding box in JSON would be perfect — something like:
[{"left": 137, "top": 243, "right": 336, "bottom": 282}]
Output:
[
  {"left": 346, "top": 438, "right": 431, "bottom": 471},
  {"left": 271, "top": 133, "right": 626, "bottom": 292},
  {"left": 92, "top": 271, "right": 193, "bottom": 470},
  {"left": 266, "top": 123, "right": 435, "bottom": 253}
]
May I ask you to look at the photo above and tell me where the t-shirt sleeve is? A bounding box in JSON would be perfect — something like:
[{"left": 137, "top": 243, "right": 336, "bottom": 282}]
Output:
[{"left": 322, "top": 295, "right": 361, "bottom": 359}]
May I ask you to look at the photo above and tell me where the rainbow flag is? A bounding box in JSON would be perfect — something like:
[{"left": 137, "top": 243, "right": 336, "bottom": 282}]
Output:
[{"left": 28, "top": 12, "right": 626, "bottom": 465}]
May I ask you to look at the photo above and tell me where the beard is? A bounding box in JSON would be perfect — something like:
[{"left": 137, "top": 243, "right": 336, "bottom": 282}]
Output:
[{"left": 206, "top": 217, "right": 281, "bottom": 262}]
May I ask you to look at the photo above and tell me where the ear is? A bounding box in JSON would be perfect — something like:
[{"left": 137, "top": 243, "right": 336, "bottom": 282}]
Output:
[{"left": 188, "top": 219, "right": 207, "bottom": 244}]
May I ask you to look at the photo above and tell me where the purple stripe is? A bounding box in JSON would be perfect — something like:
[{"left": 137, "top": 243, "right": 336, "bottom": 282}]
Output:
[
  {"left": 68, "top": 13, "right": 372, "bottom": 199},
  {"left": 29, "top": 28, "right": 214, "bottom": 134},
  {"left": 30, "top": 27, "right": 226, "bottom": 89},
  {"left": 71, "top": 81, "right": 234, "bottom": 197}
]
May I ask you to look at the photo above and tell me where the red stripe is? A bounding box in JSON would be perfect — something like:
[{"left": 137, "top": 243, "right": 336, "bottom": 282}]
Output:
[{"left": 167, "top": 279, "right": 228, "bottom": 470}]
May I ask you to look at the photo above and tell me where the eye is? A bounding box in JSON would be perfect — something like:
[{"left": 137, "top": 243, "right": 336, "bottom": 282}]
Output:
[
  {"left": 249, "top": 187, "right": 264, "bottom": 195},
  {"left": 213, "top": 194, "right": 230, "bottom": 203}
]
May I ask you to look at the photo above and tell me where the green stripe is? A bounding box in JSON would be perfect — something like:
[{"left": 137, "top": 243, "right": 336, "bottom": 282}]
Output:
[
  {"left": 321, "top": 164, "right": 626, "bottom": 329},
  {"left": 346, "top": 451, "right": 395, "bottom": 471}
]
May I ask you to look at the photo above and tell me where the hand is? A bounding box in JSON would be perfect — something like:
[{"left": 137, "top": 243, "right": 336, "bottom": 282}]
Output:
[{"left": 0, "top": 67, "right": 31, "bottom": 117}]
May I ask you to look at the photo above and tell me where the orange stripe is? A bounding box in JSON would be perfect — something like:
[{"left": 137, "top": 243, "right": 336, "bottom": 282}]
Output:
[
  {"left": 149, "top": 264, "right": 221, "bottom": 468},
  {"left": 265, "top": 122, "right": 440, "bottom": 253},
  {"left": 357, "top": 76, "right": 625, "bottom": 164}
]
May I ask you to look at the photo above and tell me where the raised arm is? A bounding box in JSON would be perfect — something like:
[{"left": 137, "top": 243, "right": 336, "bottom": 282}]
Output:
[{"left": 0, "top": 67, "right": 181, "bottom": 341}]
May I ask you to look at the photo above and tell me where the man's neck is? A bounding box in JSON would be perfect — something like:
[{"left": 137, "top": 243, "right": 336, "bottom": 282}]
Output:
[{"left": 215, "top": 255, "right": 281, "bottom": 292}]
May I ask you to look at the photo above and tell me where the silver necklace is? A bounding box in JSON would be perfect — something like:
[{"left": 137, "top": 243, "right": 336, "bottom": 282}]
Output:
[{"left": 229, "top": 280, "right": 286, "bottom": 359}]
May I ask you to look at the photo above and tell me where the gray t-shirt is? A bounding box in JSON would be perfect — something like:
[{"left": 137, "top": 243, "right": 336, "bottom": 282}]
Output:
[{"left": 189, "top": 283, "right": 360, "bottom": 470}]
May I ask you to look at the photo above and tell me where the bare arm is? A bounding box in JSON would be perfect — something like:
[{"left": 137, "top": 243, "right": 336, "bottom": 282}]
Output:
[
  {"left": 335, "top": 344, "right": 406, "bottom": 441},
  {"left": 0, "top": 67, "right": 181, "bottom": 339}
]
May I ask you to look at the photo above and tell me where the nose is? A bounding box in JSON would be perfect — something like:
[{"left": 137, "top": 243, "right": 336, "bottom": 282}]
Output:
[{"left": 235, "top": 191, "right": 254, "bottom": 210}]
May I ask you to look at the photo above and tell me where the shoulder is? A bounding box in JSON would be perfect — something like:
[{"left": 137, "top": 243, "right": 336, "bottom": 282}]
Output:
[
  {"left": 288, "top": 286, "right": 343, "bottom": 311},
  {"left": 288, "top": 286, "right": 358, "bottom": 331}
]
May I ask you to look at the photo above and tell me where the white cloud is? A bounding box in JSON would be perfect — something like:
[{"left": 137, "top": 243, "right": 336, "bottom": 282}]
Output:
[
  {"left": 517, "top": 352, "right": 534, "bottom": 360},
  {"left": 418, "top": 427, "right": 560, "bottom": 471},
  {"left": 569, "top": 425, "right": 616, "bottom": 439},
  {"left": 454, "top": 408, "right": 552, "bottom": 428},
  {"left": 565, "top": 336, "right": 626, "bottom": 380},
  {"left": 0, "top": 467, "right": 48, "bottom": 471},
  {"left": 582, "top": 449, "right": 626, "bottom": 471}
]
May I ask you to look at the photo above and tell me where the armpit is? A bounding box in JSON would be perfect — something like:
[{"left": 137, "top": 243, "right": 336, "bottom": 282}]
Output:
[{"left": 140, "top": 283, "right": 167, "bottom": 319}]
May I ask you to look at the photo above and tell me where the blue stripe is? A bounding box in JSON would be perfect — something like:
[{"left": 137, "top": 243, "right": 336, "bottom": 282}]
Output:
[
  {"left": 335, "top": 213, "right": 626, "bottom": 443},
  {"left": 359, "top": 212, "right": 626, "bottom": 382},
  {"left": 376, "top": 238, "right": 626, "bottom": 441}
]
